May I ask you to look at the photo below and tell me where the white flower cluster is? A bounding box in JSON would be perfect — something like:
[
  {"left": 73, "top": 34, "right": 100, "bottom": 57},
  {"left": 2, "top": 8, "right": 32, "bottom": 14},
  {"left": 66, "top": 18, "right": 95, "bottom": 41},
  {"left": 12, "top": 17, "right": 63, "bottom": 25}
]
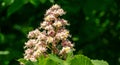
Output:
[{"left": 24, "top": 4, "right": 74, "bottom": 61}]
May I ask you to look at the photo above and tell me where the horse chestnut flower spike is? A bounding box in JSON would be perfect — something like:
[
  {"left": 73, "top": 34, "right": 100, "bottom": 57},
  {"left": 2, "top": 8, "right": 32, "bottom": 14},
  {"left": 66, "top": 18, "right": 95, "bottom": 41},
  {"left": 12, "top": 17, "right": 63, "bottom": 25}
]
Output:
[{"left": 23, "top": 4, "right": 74, "bottom": 62}]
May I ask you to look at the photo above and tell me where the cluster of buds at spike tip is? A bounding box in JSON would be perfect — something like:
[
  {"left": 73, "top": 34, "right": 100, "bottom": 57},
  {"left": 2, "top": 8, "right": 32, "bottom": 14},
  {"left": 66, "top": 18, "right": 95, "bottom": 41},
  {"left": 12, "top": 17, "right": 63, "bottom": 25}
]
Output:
[{"left": 23, "top": 4, "right": 74, "bottom": 62}]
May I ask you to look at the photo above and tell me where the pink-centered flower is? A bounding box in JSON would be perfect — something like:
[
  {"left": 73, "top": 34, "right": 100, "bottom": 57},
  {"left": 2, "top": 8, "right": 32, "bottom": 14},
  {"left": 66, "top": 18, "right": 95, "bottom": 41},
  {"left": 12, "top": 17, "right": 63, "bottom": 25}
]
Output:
[
  {"left": 59, "top": 46, "right": 71, "bottom": 55},
  {"left": 53, "top": 20, "right": 62, "bottom": 27},
  {"left": 25, "top": 39, "right": 36, "bottom": 48},
  {"left": 28, "top": 29, "right": 40, "bottom": 38}
]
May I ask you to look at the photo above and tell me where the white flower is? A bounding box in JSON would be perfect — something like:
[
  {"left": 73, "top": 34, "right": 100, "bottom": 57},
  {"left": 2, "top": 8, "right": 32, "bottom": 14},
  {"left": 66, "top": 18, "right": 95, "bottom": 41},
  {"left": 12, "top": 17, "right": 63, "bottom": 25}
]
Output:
[
  {"left": 28, "top": 29, "right": 40, "bottom": 38},
  {"left": 51, "top": 4, "right": 60, "bottom": 10},
  {"left": 56, "top": 9, "right": 66, "bottom": 16},
  {"left": 47, "top": 30, "right": 55, "bottom": 36},
  {"left": 25, "top": 39, "right": 36, "bottom": 48},
  {"left": 44, "top": 25, "right": 53, "bottom": 30},
  {"left": 29, "top": 57, "right": 37, "bottom": 62},
  {"left": 53, "top": 20, "right": 62, "bottom": 27},
  {"left": 25, "top": 49, "right": 33, "bottom": 54},
  {"left": 56, "top": 29, "right": 69, "bottom": 40},
  {"left": 24, "top": 54, "right": 30, "bottom": 60},
  {"left": 37, "top": 33, "right": 46, "bottom": 40},
  {"left": 40, "top": 21, "right": 48, "bottom": 28},
  {"left": 45, "top": 4, "right": 65, "bottom": 17},
  {"left": 47, "top": 36, "right": 54, "bottom": 43},
  {"left": 44, "top": 14, "right": 55, "bottom": 21},
  {"left": 34, "top": 41, "right": 42, "bottom": 49},
  {"left": 61, "top": 19, "right": 70, "bottom": 26},
  {"left": 33, "top": 50, "right": 41, "bottom": 58},
  {"left": 64, "top": 47, "right": 71, "bottom": 53},
  {"left": 38, "top": 47, "right": 47, "bottom": 52},
  {"left": 59, "top": 46, "right": 71, "bottom": 54},
  {"left": 46, "top": 9, "right": 51, "bottom": 15}
]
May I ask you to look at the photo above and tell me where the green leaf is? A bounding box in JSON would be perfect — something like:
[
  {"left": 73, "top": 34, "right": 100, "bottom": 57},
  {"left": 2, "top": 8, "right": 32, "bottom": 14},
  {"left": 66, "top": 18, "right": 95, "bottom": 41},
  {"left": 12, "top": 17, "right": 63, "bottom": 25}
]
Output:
[
  {"left": 70, "top": 55, "right": 93, "bottom": 65},
  {"left": 72, "top": 36, "right": 79, "bottom": 41},
  {"left": 7, "top": 0, "right": 28, "bottom": 17},
  {"left": 37, "top": 55, "right": 62, "bottom": 65},
  {"left": 18, "top": 58, "right": 28, "bottom": 64},
  {"left": 3, "top": 0, "right": 14, "bottom": 6},
  {"left": 49, "top": 54, "right": 63, "bottom": 65},
  {"left": 44, "top": 58, "right": 58, "bottom": 65},
  {"left": 38, "top": 55, "right": 46, "bottom": 65},
  {"left": 0, "top": 33, "right": 5, "bottom": 43},
  {"left": 66, "top": 51, "right": 74, "bottom": 64},
  {"left": 18, "top": 58, "right": 34, "bottom": 65},
  {"left": 49, "top": 0, "right": 54, "bottom": 3},
  {"left": 29, "top": 0, "right": 40, "bottom": 7},
  {"left": 91, "top": 60, "right": 109, "bottom": 65},
  {"left": 116, "top": 21, "right": 120, "bottom": 30},
  {"left": 39, "top": 0, "right": 47, "bottom": 4},
  {"left": 0, "top": 51, "right": 9, "bottom": 55}
]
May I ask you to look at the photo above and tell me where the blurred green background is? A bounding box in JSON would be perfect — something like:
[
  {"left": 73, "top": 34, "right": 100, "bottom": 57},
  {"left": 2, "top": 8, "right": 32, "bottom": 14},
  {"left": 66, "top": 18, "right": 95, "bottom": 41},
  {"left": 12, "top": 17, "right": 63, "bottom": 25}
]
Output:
[{"left": 0, "top": 0, "right": 120, "bottom": 65}]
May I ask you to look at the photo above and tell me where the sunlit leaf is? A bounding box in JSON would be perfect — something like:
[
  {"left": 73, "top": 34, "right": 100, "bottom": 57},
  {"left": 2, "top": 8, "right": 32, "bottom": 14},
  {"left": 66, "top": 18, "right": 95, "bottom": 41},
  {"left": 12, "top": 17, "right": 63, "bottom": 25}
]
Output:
[
  {"left": 18, "top": 58, "right": 28, "bottom": 64},
  {"left": 91, "top": 60, "right": 109, "bottom": 65},
  {"left": 72, "top": 36, "right": 79, "bottom": 41},
  {"left": 44, "top": 58, "right": 58, "bottom": 65},
  {"left": 38, "top": 55, "right": 46, "bottom": 65},
  {"left": 0, "top": 51, "right": 9, "bottom": 55},
  {"left": 99, "top": 11, "right": 105, "bottom": 17},
  {"left": 70, "top": 55, "right": 93, "bottom": 65},
  {"left": 49, "top": 0, "right": 54, "bottom": 3},
  {"left": 18, "top": 58, "right": 34, "bottom": 65},
  {"left": 49, "top": 54, "right": 63, "bottom": 65},
  {"left": 3, "top": 0, "right": 14, "bottom": 6}
]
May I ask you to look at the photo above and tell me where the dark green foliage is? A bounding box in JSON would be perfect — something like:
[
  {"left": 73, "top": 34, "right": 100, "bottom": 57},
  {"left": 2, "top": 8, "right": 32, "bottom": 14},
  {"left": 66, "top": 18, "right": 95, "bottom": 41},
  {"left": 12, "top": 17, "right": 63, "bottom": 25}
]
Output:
[
  {"left": 0, "top": 0, "right": 120, "bottom": 65},
  {"left": 7, "top": 0, "right": 28, "bottom": 16}
]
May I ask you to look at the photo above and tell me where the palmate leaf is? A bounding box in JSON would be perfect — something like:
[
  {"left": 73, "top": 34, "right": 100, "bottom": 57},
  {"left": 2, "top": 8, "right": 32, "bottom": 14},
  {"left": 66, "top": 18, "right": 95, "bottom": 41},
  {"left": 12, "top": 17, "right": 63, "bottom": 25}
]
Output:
[
  {"left": 91, "top": 60, "right": 109, "bottom": 65},
  {"left": 37, "top": 54, "right": 63, "bottom": 65},
  {"left": 37, "top": 55, "right": 46, "bottom": 65},
  {"left": 44, "top": 58, "right": 58, "bottom": 65},
  {"left": 70, "top": 55, "right": 93, "bottom": 65},
  {"left": 18, "top": 55, "right": 109, "bottom": 65},
  {"left": 18, "top": 58, "right": 28, "bottom": 64},
  {"left": 18, "top": 58, "right": 38, "bottom": 65},
  {"left": 48, "top": 54, "right": 64, "bottom": 65},
  {"left": 18, "top": 58, "right": 33, "bottom": 65}
]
